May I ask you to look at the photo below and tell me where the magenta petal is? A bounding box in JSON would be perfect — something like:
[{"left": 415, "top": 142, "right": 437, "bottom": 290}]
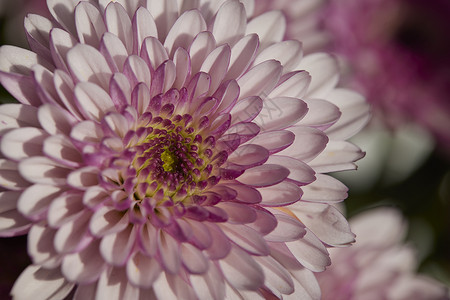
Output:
[
  {"left": 259, "top": 181, "right": 303, "bottom": 207},
  {"left": 237, "top": 164, "right": 290, "bottom": 187}
]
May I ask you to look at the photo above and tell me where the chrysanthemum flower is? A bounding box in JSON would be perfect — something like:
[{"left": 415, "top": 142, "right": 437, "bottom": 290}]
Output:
[
  {"left": 316, "top": 207, "right": 449, "bottom": 300},
  {"left": 0, "top": 0, "right": 369, "bottom": 299}
]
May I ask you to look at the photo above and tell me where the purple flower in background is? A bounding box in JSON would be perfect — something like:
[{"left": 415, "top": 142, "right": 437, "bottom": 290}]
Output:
[
  {"left": 323, "top": 0, "right": 450, "bottom": 154},
  {"left": 316, "top": 207, "right": 449, "bottom": 300},
  {"left": 0, "top": 0, "right": 369, "bottom": 298}
]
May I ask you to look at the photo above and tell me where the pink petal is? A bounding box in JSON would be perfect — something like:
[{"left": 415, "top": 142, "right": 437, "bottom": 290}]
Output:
[
  {"left": 49, "top": 28, "right": 78, "bottom": 72},
  {"left": 100, "top": 225, "right": 136, "bottom": 265},
  {"left": 221, "top": 223, "right": 269, "bottom": 256},
  {"left": 203, "top": 222, "right": 231, "bottom": 259},
  {"left": 266, "top": 155, "right": 316, "bottom": 185},
  {"left": 105, "top": 2, "right": 133, "bottom": 53},
  {"left": 95, "top": 267, "right": 143, "bottom": 300},
  {"left": 297, "top": 99, "right": 341, "bottom": 131},
  {"left": 28, "top": 223, "right": 61, "bottom": 268},
  {"left": 237, "top": 164, "right": 290, "bottom": 187},
  {"left": 190, "top": 262, "right": 226, "bottom": 300},
  {"left": 324, "top": 88, "right": 371, "bottom": 140},
  {"left": 67, "top": 44, "right": 112, "bottom": 90},
  {"left": 38, "top": 104, "right": 78, "bottom": 135},
  {"left": 172, "top": 47, "right": 191, "bottom": 89},
  {"left": 18, "top": 184, "right": 63, "bottom": 220},
  {"left": 301, "top": 174, "right": 348, "bottom": 203},
  {"left": 1, "top": 127, "right": 46, "bottom": 161},
  {"left": 258, "top": 181, "right": 303, "bottom": 206},
  {"left": 254, "top": 40, "right": 303, "bottom": 72},
  {"left": 309, "top": 140, "right": 365, "bottom": 172},
  {"left": 181, "top": 242, "right": 209, "bottom": 274},
  {"left": 246, "top": 11, "right": 286, "bottom": 49},
  {"left": 164, "top": 10, "right": 207, "bottom": 57},
  {"left": 18, "top": 156, "right": 72, "bottom": 186},
  {"left": 75, "top": 2, "right": 107, "bottom": 48},
  {"left": 229, "top": 96, "right": 263, "bottom": 125},
  {"left": 350, "top": 207, "right": 407, "bottom": 247},
  {"left": 225, "top": 182, "right": 262, "bottom": 204},
  {"left": 264, "top": 212, "right": 306, "bottom": 242},
  {"left": 250, "top": 130, "right": 295, "bottom": 154},
  {"left": 126, "top": 251, "right": 161, "bottom": 288},
  {"left": 146, "top": 0, "right": 178, "bottom": 40},
  {"left": 47, "top": 0, "right": 95, "bottom": 34},
  {"left": 44, "top": 135, "right": 83, "bottom": 167},
  {"left": 0, "top": 159, "right": 30, "bottom": 191},
  {"left": 237, "top": 60, "right": 282, "bottom": 100},
  {"left": 213, "top": 0, "right": 246, "bottom": 46},
  {"left": 225, "top": 34, "right": 259, "bottom": 81},
  {"left": 61, "top": 239, "right": 105, "bottom": 283},
  {"left": 54, "top": 209, "right": 93, "bottom": 253},
  {"left": 217, "top": 201, "right": 257, "bottom": 224},
  {"left": 99, "top": 32, "right": 129, "bottom": 72},
  {"left": 89, "top": 206, "right": 130, "bottom": 237},
  {"left": 247, "top": 207, "right": 277, "bottom": 235},
  {"left": 255, "top": 97, "right": 308, "bottom": 131},
  {"left": 24, "top": 14, "right": 53, "bottom": 61},
  {"left": 157, "top": 229, "right": 181, "bottom": 274},
  {"left": 254, "top": 255, "right": 295, "bottom": 295},
  {"left": 0, "top": 104, "right": 39, "bottom": 133},
  {"left": 269, "top": 71, "right": 311, "bottom": 99},
  {"left": 70, "top": 120, "right": 104, "bottom": 144},
  {"left": 228, "top": 144, "right": 269, "bottom": 167},
  {"left": 47, "top": 191, "right": 84, "bottom": 227},
  {"left": 189, "top": 31, "right": 216, "bottom": 75},
  {"left": 53, "top": 69, "right": 85, "bottom": 120},
  {"left": 123, "top": 55, "right": 152, "bottom": 89},
  {"left": 200, "top": 44, "right": 231, "bottom": 94},
  {"left": 67, "top": 166, "right": 100, "bottom": 190},
  {"left": 132, "top": 7, "right": 158, "bottom": 53},
  {"left": 219, "top": 245, "right": 264, "bottom": 291},
  {"left": 286, "top": 229, "right": 330, "bottom": 272},
  {"left": 213, "top": 80, "right": 240, "bottom": 115},
  {"left": 74, "top": 82, "right": 115, "bottom": 121},
  {"left": 290, "top": 202, "right": 355, "bottom": 246},
  {"left": 285, "top": 267, "right": 321, "bottom": 300},
  {"left": 298, "top": 53, "right": 339, "bottom": 99},
  {"left": 277, "top": 126, "right": 328, "bottom": 162},
  {"left": 10, "top": 265, "right": 74, "bottom": 300}
]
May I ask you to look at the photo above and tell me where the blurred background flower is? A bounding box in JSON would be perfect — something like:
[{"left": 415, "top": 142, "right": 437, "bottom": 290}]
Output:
[
  {"left": 253, "top": 0, "right": 450, "bottom": 294},
  {"left": 316, "top": 207, "right": 449, "bottom": 300}
]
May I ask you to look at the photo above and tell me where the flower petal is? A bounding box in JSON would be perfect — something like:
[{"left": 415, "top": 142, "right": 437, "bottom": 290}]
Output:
[
  {"left": 246, "top": 11, "right": 286, "bottom": 49},
  {"left": 18, "top": 156, "right": 71, "bottom": 186},
  {"left": 126, "top": 251, "right": 161, "bottom": 288},
  {"left": 298, "top": 53, "right": 339, "bottom": 99},
  {"left": 1, "top": 127, "right": 47, "bottom": 161},
  {"left": 286, "top": 229, "right": 330, "bottom": 272},
  {"left": 277, "top": 126, "right": 328, "bottom": 162},
  {"left": 237, "top": 60, "right": 282, "bottom": 100},
  {"left": 164, "top": 10, "right": 207, "bottom": 57},
  {"left": 258, "top": 181, "right": 303, "bottom": 206},
  {"left": 10, "top": 265, "right": 74, "bottom": 300},
  {"left": 291, "top": 202, "right": 355, "bottom": 247},
  {"left": 237, "top": 164, "right": 290, "bottom": 187},
  {"left": 67, "top": 44, "right": 112, "bottom": 90},
  {"left": 219, "top": 245, "right": 264, "bottom": 291},
  {"left": 75, "top": 2, "right": 107, "bottom": 48},
  {"left": 213, "top": 0, "right": 247, "bottom": 46},
  {"left": 301, "top": 174, "right": 348, "bottom": 203}
]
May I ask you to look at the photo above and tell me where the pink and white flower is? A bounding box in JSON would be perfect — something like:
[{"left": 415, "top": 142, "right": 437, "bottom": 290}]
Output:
[
  {"left": 0, "top": 0, "right": 369, "bottom": 299},
  {"left": 316, "top": 207, "right": 449, "bottom": 300}
]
